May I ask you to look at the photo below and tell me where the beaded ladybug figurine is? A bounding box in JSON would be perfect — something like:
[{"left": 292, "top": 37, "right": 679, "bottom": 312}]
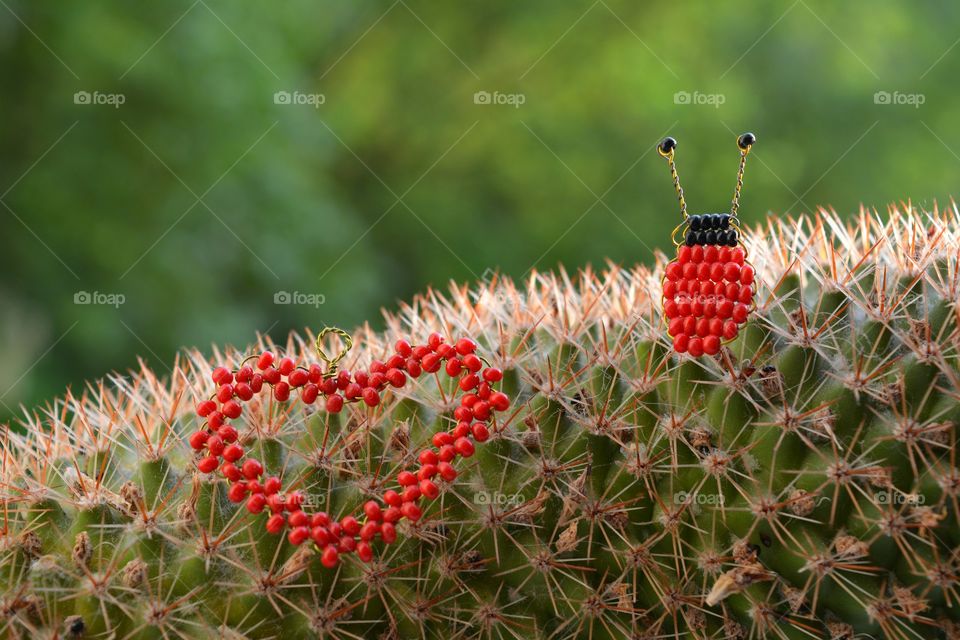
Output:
[{"left": 658, "top": 133, "right": 757, "bottom": 357}]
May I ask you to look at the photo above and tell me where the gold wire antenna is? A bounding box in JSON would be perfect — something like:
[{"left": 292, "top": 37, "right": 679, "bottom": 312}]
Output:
[
  {"left": 730, "top": 132, "right": 755, "bottom": 220},
  {"left": 315, "top": 327, "right": 353, "bottom": 379},
  {"left": 658, "top": 132, "right": 756, "bottom": 222}
]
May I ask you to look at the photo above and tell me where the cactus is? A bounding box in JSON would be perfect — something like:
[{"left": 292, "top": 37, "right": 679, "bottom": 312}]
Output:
[{"left": 2, "top": 205, "right": 959, "bottom": 639}]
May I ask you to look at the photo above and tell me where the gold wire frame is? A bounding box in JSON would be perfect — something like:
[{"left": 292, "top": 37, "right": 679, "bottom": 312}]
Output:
[{"left": 315, "top": 326, "right": 353, "bottom": 379}]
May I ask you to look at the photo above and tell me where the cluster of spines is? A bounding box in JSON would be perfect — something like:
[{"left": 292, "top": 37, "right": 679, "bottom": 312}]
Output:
[{"left": 188, "top": 332, "right": 510, "bottom": 567}]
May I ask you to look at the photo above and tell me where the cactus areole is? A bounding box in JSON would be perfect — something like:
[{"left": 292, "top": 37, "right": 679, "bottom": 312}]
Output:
[{"left": 2, "top": 207, "right": 959, "bottom": 639}]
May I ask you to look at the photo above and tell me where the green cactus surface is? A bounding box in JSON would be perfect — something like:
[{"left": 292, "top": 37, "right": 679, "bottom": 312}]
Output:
[{"left": 2, "top": 206, "right": 959, "bottom": 639}]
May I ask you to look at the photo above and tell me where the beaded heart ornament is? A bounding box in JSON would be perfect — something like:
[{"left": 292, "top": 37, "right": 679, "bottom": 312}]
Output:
[
  {"left": 658, "top": 133, "right": 757, "bottom": 356},
  {"left": 190, "top": 329, "right": 510, "bottom": 568}
]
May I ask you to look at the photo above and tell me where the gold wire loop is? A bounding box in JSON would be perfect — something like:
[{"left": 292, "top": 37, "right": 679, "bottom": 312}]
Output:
[{"left": 315, "top": 327, "right": 353, "bottom": 379}]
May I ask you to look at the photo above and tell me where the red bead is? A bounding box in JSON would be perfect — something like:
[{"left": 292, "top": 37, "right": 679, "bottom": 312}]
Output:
[
  {"left": 709, "top": 318, "right": 724, "bottom": 336},
  {"left": 341, "top": 516, "right": 361, "bottom": 536},
  {"left": 405, "top": 359, "right": 422, "bottom": 377},
  {"left": 482, "top": 367, "right": 503, "bottom": 383},
  {"left": 691, "top": 300, "right": 704, "bottom": 317},
  {"left": 288, "top": 369, "right": 309, "bottom": 387},
  {"left": 189, "top": 430, "right": 209, "bottom": 451},
  {"left": 222, "top": 400, "right": 241, "bottom": 419},
  {"left": 668, "top": 317, "right": 683, "bottom": 337},
  {"left": 263, "top": 367, "right": 281, "bottom": 384},
  {"left": 357, "top": 541, "right": 374, "bottom": 562},
  {"left": 666, "top": 262, "right": 682, "bottom": 281},
  {"left": 212, "top": 367, "right": 231, "bottom": 385},
  {"left": 250, "top": 374, "right": 263, "bottom": 393},
  {"left": 227, "top": 482, "right": 247, "bottom": 503},
  {"left": 703, "top": 335, "right": 720, "bottom": 355},
  {"left": 673, "top": 333, "right": 689, "bottom": 353},
  {"left": 402, "top": 486, "right": 421, "bottom": 503},
  {"left": 490, "top": 392, "right": 510, "bottom": 411},
  {"left": 688, "top": 337, "right": 704, "bottom": 357},
  {"left": 274, "top": 382, "right": 290, "bottom": 402},
  {"left": 380, "top": 522, "right": 397, "bottom": 543},
  {"left": 242, "top": 459, "right": 263, "bottom": 480},
  {"left": 401, "top": 502, "right": 422, "bottom": 521},
  {"left": 704, "top": 245, "right": 719, "bottom": 262},
  {"left": 311, "top": 512, "right": 330, "bottom": 527},
  {"left": 455, "top": 338, "right": 477, "bottom": 355},
  {"left": 288, "top": 511, "right": 309, "bottom": 528},
  {"left": 472, "top": 422, "right": 490, "bottom": 442},
  {"left": 459, "top": 374, "right": 480, "bottom": 392},
  {"left": 217, "top": 384, "right": 233, "bottom": 403},
  {"left": 266, "top": 514, "right": 285, "bottom": 534},
  {"left": 723, "top": 320, "right": 738, "bottom": 340},
  {"left": 266, "top": 494, "right": 285, "bottom": 513},
  {"left": 455, "top": 437, "right": 475, "bottom": 458},
  {"left": 364, "top": 501, "right": 382, "bottom": 521},
  {"left": 421, "top": 353, "right": 442, "bottom": 373},
  {"left": 696, "top": 318, "right": 710, "bottom": 338},
  {"left": 699, "top": 280, "right": 714, "bottom": 296},
  {"left": 257, "top": 352, "right": 274, "bottom": 370},
  {"left": 197, "top": 400, "right": 217, "bottom": 417},
  {"left": 395, "top": 339, "right": 412, "bottom": 356},
  {"left": 223, "top": 444, "right": 243, "bottom": 462},
  {"left": 308, "top": 364, "right": 324, "bottom": 383},
  {"left": 301, "top": 383, "right": 319, "bottom": 404},
  {"left": 703, "top": 300, "right": 717, "bottom": 318},
  {"left": 398, "top": 471, "right": 417, "bottom": 486},
  {"left": 452, "top": 416, "right": 471, "bottom": 434},
  {"left": 733, "top": 304, "right": 749, "bottom": 323},
  {"left": 420, "top": 479, "right": 440, "bottom": 499},
  {"left": 286, "top": 492, "right": 304, "bottom": 511},
  {"left": 278, "top": 357, "right": 295, "bottom": 376},
  {"left": 438, "top": 461, "right": 457, "bottom": 481},
  {"left": 724, "top": 263, "right": 740, "bottom": 281},
  {"left": 370, "top": 360, "right": 387, "bottom": 374},
  {"left": 246, "top": 493, "right": 267, "bottom": 514},
  {"left": 433, "top": 432, "right": 454, "bottom": 447},
  {"left": 321, "top": 545, "right": 339, "bottom": 568},
  {"left": 697, "top": 263, "right": 710, "bottom": 280},
  {"left": 445, "top": 359, "right": 462, "bottom": 376},
  {"left": 208, "top": 412, "right": 224, "bottom": 429},
  {"left": 311, "top": 526, "right": 330, "bottom": 546},
  {"left": 438, "top": 445, "right": 456, "bottom": 462},
  {"left": 682, "top": 263, "right": 696, "bottom": 279},
  {"left": 436, "top": 343, "right": 455, "bottom": 359},
  {"left": 731, "top": 247, "right": 745, "bottom": 265},
  {"left": 234, "top": 382, "right": 253, "bottom": 401},
  {"left": 740, "top": 264, "right": 755, "bottom": 285},
  {"left": 419, "top": 450, "right": 439, "bottom": 466},
  {"left": 221, "top": 462, "right": 241, "bottom": 482},
  {"left": 677, "top": 245, "right": 692, "bottom": 264},
  {"left": 664, "top": 300, "right": 679, "bottom": 319},
  {"left": 386, "top": 368, "right": 406, "bottom": 387},
  {"left": 326, "top": 394, "right": 344, "bottom": 413},
  {"left": 288, "top": 526, "right": 310, "bottom": 546},
  {"left": 678, "top": 300, "right": 692, "bottom": 316},
  {"left": 383, "top": 507, "right": 401, "bottom": 523},
  {"left": 663, "top": 281, "right": 677, "bottom": 298},
  {"left": 384, "top": 490, "right": 402, "bottom": 508},
  {"left": 691, "top": 245, "right": 704, "bottom": 263},
  {"left": 216, "top": 423, "right": 237, "bottom": 442},
  {"left": 682, "top": 317, "right": 696, "bottom": 336},
  {"left": 738, "top": 285, "right": 753, "bottom": 304},
  {"left": 710, "top": 263, "right": 724, "bottom": 282},
  {"left": 197, "top": 456, "right": 219, "bottom": 473},
  {"left": 719, "top": 246, "right": 731, "bottom": 262},
  {"left": 718, "top": 299, "right": 734, "bottom": 319},
  {"left": 725, "top": 282, "right": 740, "bottom": 300},
  {"left": 264, "top": 476, "right": 282, "bottom": 495},
  {"left": 362, "top": 388, "right": 380, "bottom": 407}
]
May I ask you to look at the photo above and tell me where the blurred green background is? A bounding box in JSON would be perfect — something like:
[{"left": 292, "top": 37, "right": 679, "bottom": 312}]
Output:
[{"left": 1, "top": 0, "right": 957, "bottom": 421}]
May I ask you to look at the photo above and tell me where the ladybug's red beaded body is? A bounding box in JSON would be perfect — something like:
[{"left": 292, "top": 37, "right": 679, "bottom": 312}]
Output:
[
  {"left": 188, "top": 331, "right": 509, "bottom": 569},
  {"left": 657, "top": 132, "right": 757, "bottom": 356},
  {"left": 661, "top": 215, "right": 755, "bottom": 356}
]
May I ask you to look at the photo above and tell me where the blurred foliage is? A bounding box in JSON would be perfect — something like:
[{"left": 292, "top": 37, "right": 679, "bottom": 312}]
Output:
[{"left": 1, "top": 0, "right": 958, "bottom": 421}]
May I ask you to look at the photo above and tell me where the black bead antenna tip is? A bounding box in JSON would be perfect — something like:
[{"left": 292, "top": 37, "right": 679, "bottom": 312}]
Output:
[
  {"left": 658, "top": 136, "right": 677, "bottom": 157},
  {"left": 737, "top": 132, "right": 756, "bottom": 151}
]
